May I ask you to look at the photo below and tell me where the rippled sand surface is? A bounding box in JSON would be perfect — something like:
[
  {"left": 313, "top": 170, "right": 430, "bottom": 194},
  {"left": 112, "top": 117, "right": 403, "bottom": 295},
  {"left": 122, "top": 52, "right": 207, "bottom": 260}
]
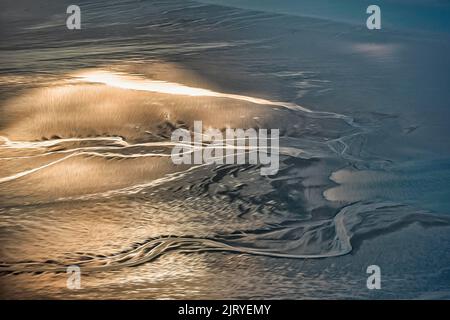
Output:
[{"left": 1, "top": 0, "right": 450, "bottom": 299}]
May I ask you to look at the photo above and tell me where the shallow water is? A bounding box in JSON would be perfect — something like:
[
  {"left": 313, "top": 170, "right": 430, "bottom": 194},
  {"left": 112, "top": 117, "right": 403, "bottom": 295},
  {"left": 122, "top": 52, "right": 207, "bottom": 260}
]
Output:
[{"left": 0, "top": 0, "right": 450, "bottom": 299}]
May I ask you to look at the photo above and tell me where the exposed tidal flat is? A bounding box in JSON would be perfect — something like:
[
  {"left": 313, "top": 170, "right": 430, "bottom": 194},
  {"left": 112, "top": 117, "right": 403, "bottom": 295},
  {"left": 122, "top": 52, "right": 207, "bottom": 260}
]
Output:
[{"left": 0, "top": 0, "right": 450, "bottom": 299}]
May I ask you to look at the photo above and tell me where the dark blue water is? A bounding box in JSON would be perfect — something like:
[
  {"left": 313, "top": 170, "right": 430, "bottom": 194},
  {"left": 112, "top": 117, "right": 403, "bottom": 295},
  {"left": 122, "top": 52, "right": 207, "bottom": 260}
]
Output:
[{"left": 200, "top": 0, "right": 450, "bottom": 33}]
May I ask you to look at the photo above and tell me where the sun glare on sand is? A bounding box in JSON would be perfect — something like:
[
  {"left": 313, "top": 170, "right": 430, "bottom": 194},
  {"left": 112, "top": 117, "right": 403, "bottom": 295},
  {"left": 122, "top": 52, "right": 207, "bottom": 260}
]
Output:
[{"left": 73, "top": 70, "right": 305, "bottom": 111}]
